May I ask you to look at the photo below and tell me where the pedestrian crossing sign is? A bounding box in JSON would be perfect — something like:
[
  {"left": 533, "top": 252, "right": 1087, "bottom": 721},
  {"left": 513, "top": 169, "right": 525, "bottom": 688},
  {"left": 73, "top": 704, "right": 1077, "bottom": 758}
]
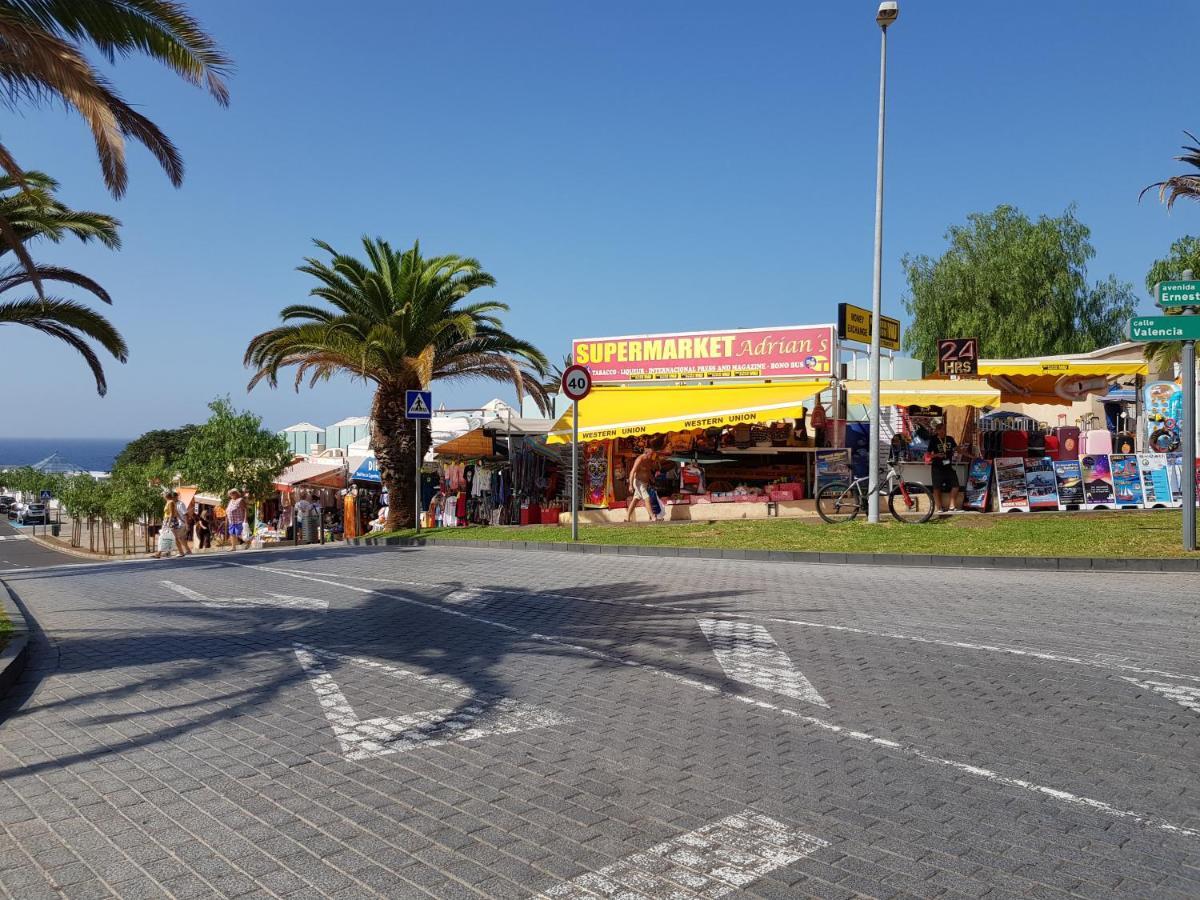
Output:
[{"left": 405, "top": 390, "right": 432, "bottom": 420}]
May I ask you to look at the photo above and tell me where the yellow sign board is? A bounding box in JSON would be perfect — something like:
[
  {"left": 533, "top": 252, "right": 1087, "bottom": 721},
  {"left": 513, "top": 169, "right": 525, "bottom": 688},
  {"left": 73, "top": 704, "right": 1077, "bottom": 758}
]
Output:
[{"left": 837, "top": 302, "right": 901, "bottom": 351}]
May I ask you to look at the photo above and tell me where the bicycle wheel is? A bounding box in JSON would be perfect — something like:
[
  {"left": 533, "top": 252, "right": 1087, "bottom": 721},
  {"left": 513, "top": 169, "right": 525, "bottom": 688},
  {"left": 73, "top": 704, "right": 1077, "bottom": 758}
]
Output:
[
  {"left": 887, "top": 481, "right": 935, "bottom": 524},
  {"left": 816, "top": 482, "right": 863, "bottom": 524}
]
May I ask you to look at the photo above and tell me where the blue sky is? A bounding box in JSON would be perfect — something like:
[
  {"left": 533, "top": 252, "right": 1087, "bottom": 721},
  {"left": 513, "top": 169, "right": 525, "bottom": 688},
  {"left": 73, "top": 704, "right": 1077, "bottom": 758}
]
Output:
[{"left": 4, "top": 0, "right": 1197, "bottom": 437}]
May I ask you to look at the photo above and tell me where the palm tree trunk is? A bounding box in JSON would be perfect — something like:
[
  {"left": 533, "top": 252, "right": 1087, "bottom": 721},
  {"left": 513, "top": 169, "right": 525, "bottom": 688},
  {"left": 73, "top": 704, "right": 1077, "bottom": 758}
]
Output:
[{"left": 371, "top": 384, "right": 428, "bottom": 530}]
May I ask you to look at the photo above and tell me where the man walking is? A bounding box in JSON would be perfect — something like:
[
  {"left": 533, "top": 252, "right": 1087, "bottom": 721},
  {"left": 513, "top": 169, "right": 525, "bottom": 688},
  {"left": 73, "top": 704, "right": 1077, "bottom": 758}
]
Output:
[
  {"left": 226, "top": 488, "right": 247, "bottom": 551},
  {"left": 626, "top": 442, "right": 672, "bottom": 523}
]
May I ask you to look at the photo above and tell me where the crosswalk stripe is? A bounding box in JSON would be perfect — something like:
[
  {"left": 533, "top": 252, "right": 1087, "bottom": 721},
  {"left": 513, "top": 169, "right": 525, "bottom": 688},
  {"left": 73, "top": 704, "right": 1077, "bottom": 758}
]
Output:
[
  {"left": 699, "top": 618, "right": 828, "bottom": 707},
  {"left": 540, "top": 810, "right": 828, "bottom": 898}
]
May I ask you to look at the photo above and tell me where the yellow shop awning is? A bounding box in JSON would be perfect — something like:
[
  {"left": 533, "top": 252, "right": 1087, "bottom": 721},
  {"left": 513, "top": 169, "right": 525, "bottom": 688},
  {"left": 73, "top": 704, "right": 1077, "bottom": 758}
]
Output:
[
  {"left": 977, "top": 359, "right": 1148, "bottom": 377},
  {"left": 841, "top": 379, "right": 1000, "bottom": 408},
  {"left": 546, "top": 380, "right": 830, "bottom": 444}
]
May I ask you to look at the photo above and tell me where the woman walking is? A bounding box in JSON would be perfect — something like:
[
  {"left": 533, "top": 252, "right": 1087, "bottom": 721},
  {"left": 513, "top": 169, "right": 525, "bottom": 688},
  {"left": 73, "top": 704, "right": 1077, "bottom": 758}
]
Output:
[
  {"left": 154, "top": 491, "right": 179, "bottom": 559},
  {"left": 226, "top": 488, "right": 246, "bottom": 551},
  {"left": 195, "top": 505, "right": 213, "bottom": 550}
]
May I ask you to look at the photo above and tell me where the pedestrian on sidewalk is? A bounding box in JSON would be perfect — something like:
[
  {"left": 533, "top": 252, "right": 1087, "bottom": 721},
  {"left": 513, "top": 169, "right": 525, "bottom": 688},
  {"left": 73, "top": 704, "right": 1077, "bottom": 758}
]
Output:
[
  {"left": 173, "top": 495, "right": 192, "bottom": 556},
  {"left": 226, "top": 489, "right": 246, "bottom": 551},
  {"left": 195, "top": 505, "right": 213, "bottom": 550},
  {"left": 154, "top": 491, "right": 180, "bottom": 559}
]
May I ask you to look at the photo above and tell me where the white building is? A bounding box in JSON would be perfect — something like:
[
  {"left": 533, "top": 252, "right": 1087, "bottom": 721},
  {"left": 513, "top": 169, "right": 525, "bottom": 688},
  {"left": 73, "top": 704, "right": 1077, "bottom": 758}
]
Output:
[
  {"left": 325, "top": 416, "right": 371, "bottom": 450},
  {"left": 279, "top": 422, "right": 326, "bottom": 456}
]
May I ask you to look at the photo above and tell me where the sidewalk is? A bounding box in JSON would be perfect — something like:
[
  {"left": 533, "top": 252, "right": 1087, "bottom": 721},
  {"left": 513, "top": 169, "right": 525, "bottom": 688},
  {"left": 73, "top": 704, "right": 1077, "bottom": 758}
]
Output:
[{"left": 24, "top": 528, "right": 343, "bottom": 563}]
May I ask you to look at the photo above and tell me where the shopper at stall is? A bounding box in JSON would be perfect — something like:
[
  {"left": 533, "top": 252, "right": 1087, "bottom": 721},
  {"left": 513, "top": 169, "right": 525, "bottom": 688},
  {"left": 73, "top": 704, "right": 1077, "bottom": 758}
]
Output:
[
  {"left": 929, "top": 422, "right": 962, "bottom": 513},
  {"left": 626, "top": 441, "right": 673, "bottom": 523}
]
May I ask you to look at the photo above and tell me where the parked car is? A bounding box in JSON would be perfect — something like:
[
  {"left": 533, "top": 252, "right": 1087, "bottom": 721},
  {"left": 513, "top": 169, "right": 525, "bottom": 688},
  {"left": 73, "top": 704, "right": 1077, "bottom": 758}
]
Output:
[
  {"left": 17, "top": 503, "right": 47, "bottom": 525},
  {"left": 0, "top": 496, "right": 14, "bottom": 514}
]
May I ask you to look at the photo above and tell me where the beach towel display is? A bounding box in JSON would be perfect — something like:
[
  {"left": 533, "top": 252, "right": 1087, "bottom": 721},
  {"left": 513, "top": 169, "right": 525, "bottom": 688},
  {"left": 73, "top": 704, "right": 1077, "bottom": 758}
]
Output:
[
  {"left": 1109, "top": 455, "right": 1143, "bottom": 507},
  {"left": 1023, "top": 457, "right": 1059, "bottom": 511},
  {"left": 1053, "top": 459, "right": 1084, "bottom": 509},
  {"left": 994, "top": 457, "right": 1030, "bottom": 512},
  {"left": 1081, "top": 454, "right": 1116, "bottom": 509},
  {"left": 584, "top": 439, "right": 613, "bottom": 508},
  {"left": 1138, "top": 453, "right": 1177, "bottom": 508}
]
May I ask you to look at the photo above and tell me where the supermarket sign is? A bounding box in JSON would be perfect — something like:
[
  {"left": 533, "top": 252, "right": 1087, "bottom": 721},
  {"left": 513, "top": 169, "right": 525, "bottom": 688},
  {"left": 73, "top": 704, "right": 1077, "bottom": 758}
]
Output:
[{"left": 573, "top": 324, "right": 834, "bottom": 383}]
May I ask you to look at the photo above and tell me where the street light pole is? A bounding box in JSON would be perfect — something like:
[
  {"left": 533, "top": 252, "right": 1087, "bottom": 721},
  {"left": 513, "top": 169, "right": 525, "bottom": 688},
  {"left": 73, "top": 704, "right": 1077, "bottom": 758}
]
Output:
[{"left": 867, "top": 1, "right": 898, "bottom": 523}]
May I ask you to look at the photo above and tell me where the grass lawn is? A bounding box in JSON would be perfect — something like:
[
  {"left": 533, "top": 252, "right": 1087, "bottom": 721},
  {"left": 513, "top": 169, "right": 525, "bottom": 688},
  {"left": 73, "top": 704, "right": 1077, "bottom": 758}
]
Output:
[
  {"left": 0, "top": 605, "right": 10, "bottom": 654},
  {"left": 371, "top": 509, "right": 1197, "bottom": 558}
]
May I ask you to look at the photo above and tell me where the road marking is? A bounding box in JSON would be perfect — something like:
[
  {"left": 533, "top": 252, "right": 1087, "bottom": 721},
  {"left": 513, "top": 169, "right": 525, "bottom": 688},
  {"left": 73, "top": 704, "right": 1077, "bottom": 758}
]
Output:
[
  {"left": 1121, "top": 677, "right": 1200, "bottom": 716},
  {"left": 239, "top": 562, "right": 1200, "bottom": 842},
  {"left": 539, "top": 810, "right": 828, "bottom": 899},
  {"left": 293, "top": 643, "right": 569, "bottom": 761},
  {"left": 0, "top": 534, "right": 29, "bottom": 541},
  {"left": 699, "top": 619, "right": 827, "bottom": 707},
  {"left": 161, "top": 579, "right": 327, "bottom": 612},
  {"left": 276, "top": 566, "right": 1200, "bottom": 685}
]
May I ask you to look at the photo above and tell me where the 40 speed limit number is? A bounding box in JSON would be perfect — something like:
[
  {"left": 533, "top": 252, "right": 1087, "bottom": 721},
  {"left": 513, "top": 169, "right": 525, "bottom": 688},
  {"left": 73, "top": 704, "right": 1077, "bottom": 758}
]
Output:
[{"left": 561, "top": 364, "right": 592, "bottom": 401}]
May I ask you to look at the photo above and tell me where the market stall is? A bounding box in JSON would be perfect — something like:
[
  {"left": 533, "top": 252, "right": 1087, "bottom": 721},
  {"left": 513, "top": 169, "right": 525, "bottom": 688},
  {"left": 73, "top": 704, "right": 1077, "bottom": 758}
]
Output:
[
  {"left": 428, "top": 426, "right": 563, "bottom": 527},
  {"left": 546, "top": 379, "right": 834, "bottom": 522}
]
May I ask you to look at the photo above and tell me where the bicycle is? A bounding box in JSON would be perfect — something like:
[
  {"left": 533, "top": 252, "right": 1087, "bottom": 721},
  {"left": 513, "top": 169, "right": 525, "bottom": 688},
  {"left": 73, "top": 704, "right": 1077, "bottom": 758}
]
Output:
[{"left": 816, "top": 458, "right": 936, "bottom": 524}]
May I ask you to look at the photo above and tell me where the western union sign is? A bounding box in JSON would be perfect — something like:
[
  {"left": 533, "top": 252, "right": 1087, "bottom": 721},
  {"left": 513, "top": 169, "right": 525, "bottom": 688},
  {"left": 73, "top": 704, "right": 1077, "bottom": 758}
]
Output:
[{"left": 837, "top": 302, "right": 901, "bottom": 351}]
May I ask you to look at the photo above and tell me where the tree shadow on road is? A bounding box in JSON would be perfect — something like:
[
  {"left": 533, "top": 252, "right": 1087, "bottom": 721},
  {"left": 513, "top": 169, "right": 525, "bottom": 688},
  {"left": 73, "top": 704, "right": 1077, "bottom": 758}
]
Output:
[{"left": 0, "top": 548, "right": 766, "bottom": 780}]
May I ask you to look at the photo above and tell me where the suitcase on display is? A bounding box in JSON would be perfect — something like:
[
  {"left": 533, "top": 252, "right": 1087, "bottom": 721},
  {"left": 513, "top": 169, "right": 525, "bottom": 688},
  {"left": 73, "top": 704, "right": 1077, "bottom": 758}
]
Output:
[
  {"left": 1081, "top": 429, "right": 1112, "bottom": 456},
  {"left": 1001, "top": 430, "right": 1029, "bottom": 457},
  {"left": 1027, "top": 431, "right": 1045, "bottom": 457},
  {"left": 1114, "top": 432, "right": 1136, "bottom": 454},
  {"left": 1055, "top": 426, "right": 1080, "bottom": 459},
  {"left": 1044, "top": 434, "right": 1061, "bottom": 460}
]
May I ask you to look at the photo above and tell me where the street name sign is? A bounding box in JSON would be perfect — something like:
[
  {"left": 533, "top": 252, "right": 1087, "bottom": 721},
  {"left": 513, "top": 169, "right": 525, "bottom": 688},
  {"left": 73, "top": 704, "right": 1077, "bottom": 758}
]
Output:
[
  {"left": 1128, "top": 316, "right": 1200, "bottom": 342},
  {"left": 404, "top": 389, "right": 432, "bottom": 419},
  {"left": 837, "top": 302, "right": 901, "bottom": 351},
  {"left": 1156, "top": 280, "right": 1200, "bottom": 309}
]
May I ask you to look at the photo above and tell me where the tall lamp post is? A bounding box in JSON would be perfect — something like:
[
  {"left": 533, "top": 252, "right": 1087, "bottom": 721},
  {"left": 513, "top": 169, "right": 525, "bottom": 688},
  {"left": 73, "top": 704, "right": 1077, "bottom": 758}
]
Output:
[{"left": 867, "top": 0, "right": 898, "bottom": 523}]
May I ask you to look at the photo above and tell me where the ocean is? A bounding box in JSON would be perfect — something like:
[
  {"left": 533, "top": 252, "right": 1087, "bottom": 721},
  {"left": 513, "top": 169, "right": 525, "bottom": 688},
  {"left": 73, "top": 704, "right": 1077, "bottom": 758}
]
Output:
[{"left": 0, "top": 437, "right": 130, "bottom": 472}]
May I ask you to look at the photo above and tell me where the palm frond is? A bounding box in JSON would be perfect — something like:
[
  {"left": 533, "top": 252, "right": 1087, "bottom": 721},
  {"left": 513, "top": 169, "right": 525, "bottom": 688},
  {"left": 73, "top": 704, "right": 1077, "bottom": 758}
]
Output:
[
  {"left": 1141, "top": 131, "right": 1200, "bottom": 210},
  {"left": 0, "top": 262, "right": 112, "bottom": 302},
  {"left": 10, "top": 0, "right": 232, "bottom": 104},
  {"left": 0, "top": 295, "right": 128, "bottom": 394}
]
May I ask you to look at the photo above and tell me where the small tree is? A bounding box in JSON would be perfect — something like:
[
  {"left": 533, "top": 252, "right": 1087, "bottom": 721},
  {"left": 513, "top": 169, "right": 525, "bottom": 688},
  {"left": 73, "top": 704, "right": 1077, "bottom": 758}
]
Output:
[
  {"left": 107, "top": 461, "right": 171, "bottom": 555},
  {"left": 179, "top": 397, "right": 290, "bottom": 506}
]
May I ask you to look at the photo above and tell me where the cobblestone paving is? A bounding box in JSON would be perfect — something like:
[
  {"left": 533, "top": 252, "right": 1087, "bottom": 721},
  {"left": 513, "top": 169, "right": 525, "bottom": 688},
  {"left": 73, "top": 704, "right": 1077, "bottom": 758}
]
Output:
[{"left": 1, "top": 545, "right": 1198, "bottom": 898}]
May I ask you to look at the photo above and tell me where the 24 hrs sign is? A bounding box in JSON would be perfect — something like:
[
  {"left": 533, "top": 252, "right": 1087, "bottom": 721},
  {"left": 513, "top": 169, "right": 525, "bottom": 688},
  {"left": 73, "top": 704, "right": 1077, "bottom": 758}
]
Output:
[{"left": 937, "top": 338, "right": 978, "bottom": 376}]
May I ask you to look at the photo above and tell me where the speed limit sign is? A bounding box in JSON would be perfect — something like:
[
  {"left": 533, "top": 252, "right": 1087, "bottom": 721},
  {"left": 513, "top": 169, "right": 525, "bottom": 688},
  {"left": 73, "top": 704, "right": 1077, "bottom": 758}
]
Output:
[{"left": 561, "top": 364, "right": 592, "bottom": 402}]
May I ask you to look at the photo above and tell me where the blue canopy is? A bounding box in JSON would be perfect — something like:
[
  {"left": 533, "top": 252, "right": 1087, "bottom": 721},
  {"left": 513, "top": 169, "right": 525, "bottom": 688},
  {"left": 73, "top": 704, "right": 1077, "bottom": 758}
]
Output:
[{"left": 352, "top": 456, "right": 381, "bottom": 483}]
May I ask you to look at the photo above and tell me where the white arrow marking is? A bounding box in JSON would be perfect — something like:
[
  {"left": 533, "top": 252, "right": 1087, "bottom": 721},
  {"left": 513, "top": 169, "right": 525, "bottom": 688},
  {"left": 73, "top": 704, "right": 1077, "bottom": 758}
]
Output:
[
  {"left": 1121, "top": 677, "right": 1200, "bottom": 716},
  {"left": 293, "top": 643, "right": 569, "bottom": 761},
  {"left": 540, "top": 810, "right": 828, "bottom": 898},
  {"left": 699, "top": 619, "right": 828, "bottom": 708},
  {"left": 161, "top": 580, "right": 327, "bottom": 612}
]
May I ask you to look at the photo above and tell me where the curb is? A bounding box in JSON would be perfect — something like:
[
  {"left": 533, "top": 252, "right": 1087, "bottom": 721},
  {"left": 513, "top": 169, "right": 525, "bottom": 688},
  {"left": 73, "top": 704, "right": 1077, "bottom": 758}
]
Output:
[
  {"left": 0, "top": 581, "right": 30, "bottom": 703},
  {"left": 346, "top": 535, "right": 1198, "bottom": 574},
  {"left": 25, "top": 531, "right": 149, "bottom": 562}
]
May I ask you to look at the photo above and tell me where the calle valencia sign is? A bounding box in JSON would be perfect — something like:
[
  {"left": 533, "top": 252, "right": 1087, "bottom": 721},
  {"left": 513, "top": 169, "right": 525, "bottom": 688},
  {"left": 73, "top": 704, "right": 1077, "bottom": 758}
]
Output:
[{"left": 1128, "top": 315, "right": 1200, "bottom": 342}]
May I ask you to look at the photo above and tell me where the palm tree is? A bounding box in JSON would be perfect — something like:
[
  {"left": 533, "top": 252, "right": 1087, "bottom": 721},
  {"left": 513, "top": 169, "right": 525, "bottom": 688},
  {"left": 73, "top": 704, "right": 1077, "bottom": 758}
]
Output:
[
  {"left": 538, "top": 353, "right": 573, "bottom": 417},
  {"left": 245, "top": 238, "right": 550, "bottom": 529},
  {"left": 0, "top": 0, "right": 230, "bottom": 293},
  {"left": 1142, "top": 132, "right": 1200, "bottom": 210},
  {"left": 0, "top": 171, "right": 127, "bottom": 393}
]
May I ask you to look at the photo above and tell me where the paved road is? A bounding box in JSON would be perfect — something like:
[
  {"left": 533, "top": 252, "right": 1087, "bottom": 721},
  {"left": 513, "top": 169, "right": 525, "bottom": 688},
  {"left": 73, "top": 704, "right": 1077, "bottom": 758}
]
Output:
[
  {"left": 0, "top": 519, "right": 77, "bottom": 572},
  {"left": 0, "top": 545, "right": 1197, "bottom": 899}
]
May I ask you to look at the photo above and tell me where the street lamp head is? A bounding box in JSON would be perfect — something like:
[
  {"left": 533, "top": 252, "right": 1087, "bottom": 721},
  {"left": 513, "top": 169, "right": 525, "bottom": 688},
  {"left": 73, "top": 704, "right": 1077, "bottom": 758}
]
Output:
[{"left": 877, "top": 1, "right": 898, "bottom": 27}]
